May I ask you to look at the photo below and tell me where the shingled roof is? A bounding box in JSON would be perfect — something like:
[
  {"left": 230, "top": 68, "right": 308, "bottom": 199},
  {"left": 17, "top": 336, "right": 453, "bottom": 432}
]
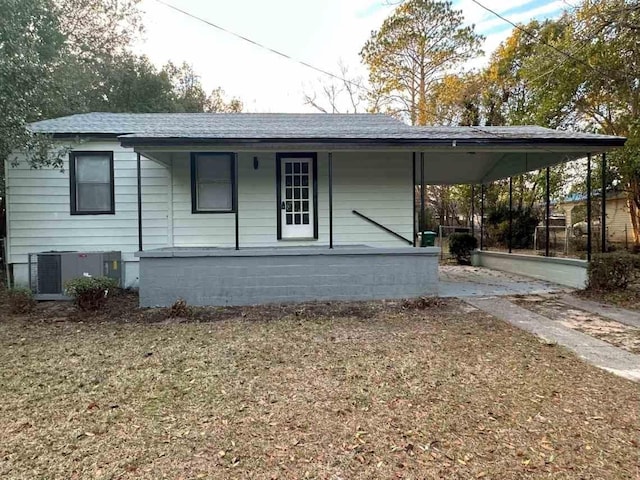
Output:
[
  {"left": 29, "top": 112, "right": 627, "bottom": 184},
  {"left": 29, "top": 112, "right": 625, "bottom": 147}
]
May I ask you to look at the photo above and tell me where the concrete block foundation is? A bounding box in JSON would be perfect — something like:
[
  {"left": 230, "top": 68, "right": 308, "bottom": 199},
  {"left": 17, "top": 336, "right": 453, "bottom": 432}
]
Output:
[{"left": 137, "top": 246, "right": 440, "bottom": 307}]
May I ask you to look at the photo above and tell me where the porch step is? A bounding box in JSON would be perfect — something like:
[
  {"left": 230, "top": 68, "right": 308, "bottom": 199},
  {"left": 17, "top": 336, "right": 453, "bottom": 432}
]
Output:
[{"left": 466, "top": 297, "right": 640, "bottom": 383}]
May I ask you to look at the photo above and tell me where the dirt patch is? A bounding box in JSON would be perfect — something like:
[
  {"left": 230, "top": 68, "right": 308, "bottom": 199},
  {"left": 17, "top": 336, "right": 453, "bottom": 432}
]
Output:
[
  {"left": 13, "top": 289, "right": 455, "bottom": 325},
  {"left": 512, "top": 295, "right": 640, "bottom": 354},
  {"left": 577, "top": 288, "right": 640, "bottom": 312},
  {"left": 1, "top": 301, "right": 639, "bottom": 479}
]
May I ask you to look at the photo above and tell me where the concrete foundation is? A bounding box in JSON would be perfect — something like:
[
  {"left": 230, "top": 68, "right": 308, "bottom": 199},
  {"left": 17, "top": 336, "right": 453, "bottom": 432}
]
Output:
[
  {"left": 471, "top": 250, "right": 588, "bottom": 289},
  {"left": 137, "top": 246, "right": 440, "bottom": 307}
]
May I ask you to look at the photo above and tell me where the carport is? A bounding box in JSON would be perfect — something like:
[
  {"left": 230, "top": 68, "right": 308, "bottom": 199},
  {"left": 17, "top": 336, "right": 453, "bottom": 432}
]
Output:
[{"left": 410, "top": 125, "right": 625, "bottom": 288}]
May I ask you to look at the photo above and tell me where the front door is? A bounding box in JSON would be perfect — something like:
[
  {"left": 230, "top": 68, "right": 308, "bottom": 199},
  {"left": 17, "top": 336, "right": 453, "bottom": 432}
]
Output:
[{"left": 279, "top": 155, "right": 315, "bottom": 239}]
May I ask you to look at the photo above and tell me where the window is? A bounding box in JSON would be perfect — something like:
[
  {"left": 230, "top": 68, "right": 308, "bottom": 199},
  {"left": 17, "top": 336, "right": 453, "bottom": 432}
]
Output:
[
  {"left": 191, "top": 153, "right": 235, "bottom": 213},
  {"left": 70, "top": 151, "right": 115, "bottom": 215}
]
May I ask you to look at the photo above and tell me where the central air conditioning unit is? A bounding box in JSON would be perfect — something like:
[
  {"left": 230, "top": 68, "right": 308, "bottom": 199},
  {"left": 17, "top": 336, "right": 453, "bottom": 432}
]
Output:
[{"left": 28, "top": 251, "right": 122, "bottom": 300}]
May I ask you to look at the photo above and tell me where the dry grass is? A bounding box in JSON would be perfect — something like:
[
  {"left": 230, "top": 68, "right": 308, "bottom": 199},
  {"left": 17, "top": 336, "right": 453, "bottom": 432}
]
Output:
[{"left": 1, "top": 299, "right": 639, "bottom": 479}]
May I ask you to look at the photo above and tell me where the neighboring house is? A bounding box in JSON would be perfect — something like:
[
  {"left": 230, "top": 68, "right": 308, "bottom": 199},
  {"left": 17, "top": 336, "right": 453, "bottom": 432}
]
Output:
[
  {"left": 3, "top": 113, "right": 625, "bottom": 305},
  {"left": 555, "top": 191, "right": 634, "bottom": 244}
]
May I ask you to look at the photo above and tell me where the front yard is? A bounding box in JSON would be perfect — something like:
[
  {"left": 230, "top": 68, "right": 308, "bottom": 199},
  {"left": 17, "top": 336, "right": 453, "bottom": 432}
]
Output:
[{"left": 0, "top": 297, "right": 638, "bottom": 479}]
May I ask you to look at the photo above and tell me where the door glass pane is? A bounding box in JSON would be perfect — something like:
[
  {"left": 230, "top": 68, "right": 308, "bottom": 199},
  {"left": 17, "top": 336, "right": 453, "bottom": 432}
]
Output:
[
  {"left": 286, "top": 214, "right": 293, "bottom": 224},
  {"left": 294, "top": 163, "right": 300, "bottom": 173},
  {"left": 294, "top": 214, "right": 301, "bottom": 224},
  {"left": 285, "top": 163, "right": 292, "bottom": 174},
  {"left": 302, "top": 162, "right": 308, "bottom": 174},
  {"left": 302, "top": 189, "right": 308, "bottom": 199},
  {"left": 76, "top": 156, "right": 110, "bottom": 182},
  {"left": 303, "top": 213, "right": 309, "bottom": 224},
  {"left": 285, "top": 176, "right": 292, "bottom": 186}
]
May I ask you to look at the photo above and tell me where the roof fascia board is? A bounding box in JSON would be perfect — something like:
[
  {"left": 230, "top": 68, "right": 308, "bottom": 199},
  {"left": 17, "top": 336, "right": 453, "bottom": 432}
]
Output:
[{"left": 118, "top": 136, "right": 625, "bottom": 147}]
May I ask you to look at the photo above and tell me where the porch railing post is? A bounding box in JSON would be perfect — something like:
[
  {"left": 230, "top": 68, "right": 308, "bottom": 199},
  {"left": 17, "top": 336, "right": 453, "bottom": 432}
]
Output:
[
  {"left": 508, "top": 176, "right": 513, "bottom": 254},
  {"left": 545, "top": 167, "right": 550, "bottom": 257},
  {"left": 328, "top": 152, "right": 333, "bottom": 249},
  {"left": 480, "top": 184, "right": 485, "bottom": 251},
  {"left": 420, "top": 152, "right": 425, "bottom": 243},
  {"left": 412, "top": 152, "right": 417, "bottom": 247},
  {"left": 234, "top": 152, "right": 239, "bottom": 250},
  {"left": 587, "top": 153, "right": 592, "bottom": 261},
  {"left": 601, "top": 152, "right": 607, "bottom": 253},
  {"left": 137, "top": 152, "right": 143, "bottom": 252},
  {"left": 470, "top": 184, "right": 475, "bottom": 239}
]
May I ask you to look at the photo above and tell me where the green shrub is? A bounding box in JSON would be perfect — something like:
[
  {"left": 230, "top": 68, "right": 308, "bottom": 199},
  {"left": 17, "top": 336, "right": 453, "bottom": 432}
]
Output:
[
  {"left": 487, "top": 205, "right": 539, "bottom": 249},
  {"left": 7, "top": 287, "right": 36, "bottom": 314},
  {"left": 587, "top": 252, "right": 640, "bottom": 291},
  {"left": 448, "top": 233, "right": 478, "bottom": 265},
  {"left": 64, "top": 276, "right": 119, "bottom": 311}
]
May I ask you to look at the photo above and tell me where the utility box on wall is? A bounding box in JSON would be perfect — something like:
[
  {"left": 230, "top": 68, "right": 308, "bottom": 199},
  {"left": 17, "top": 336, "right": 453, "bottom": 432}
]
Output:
[{"left": 29, "top": 251, "right": 122, "bottom": 300}]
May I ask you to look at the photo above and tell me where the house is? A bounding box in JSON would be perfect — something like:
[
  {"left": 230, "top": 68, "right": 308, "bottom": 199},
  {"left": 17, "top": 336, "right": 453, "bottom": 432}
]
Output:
[
  {"left": 3, "top": 113, "right": 625, "bottom": 305},
  {"left": 555, "top": 191, "right": 635, "bottom": 245}
]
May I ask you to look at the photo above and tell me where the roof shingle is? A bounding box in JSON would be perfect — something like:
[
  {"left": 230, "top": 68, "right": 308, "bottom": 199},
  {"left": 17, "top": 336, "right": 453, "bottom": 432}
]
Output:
[{"left": 29, "top": 112, "right": 625, "bottom": 144}]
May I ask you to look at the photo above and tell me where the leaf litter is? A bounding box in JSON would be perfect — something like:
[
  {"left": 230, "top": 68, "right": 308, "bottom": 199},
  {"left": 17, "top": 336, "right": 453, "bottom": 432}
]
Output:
[{"left": 0, "top": 292, "right": 638, "bottom": 479}]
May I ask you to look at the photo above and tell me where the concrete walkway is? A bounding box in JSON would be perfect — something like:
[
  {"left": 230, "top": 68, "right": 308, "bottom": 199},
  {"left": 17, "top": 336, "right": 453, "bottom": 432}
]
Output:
[
  {"left": 439, "top": 265, "right": 568, "bottom": 297},
  {"left": 467, "top": 296, "right": 640, "bottom": 382}
]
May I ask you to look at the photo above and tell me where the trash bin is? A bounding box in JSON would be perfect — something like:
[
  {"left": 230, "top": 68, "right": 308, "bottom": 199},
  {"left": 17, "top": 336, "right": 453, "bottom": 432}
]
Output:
[{"left": 421, "top": 231, "right": 436, "bottom": 247}]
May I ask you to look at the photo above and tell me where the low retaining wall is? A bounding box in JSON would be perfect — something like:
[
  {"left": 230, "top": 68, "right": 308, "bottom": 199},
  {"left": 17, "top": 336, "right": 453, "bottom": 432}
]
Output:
[
  {"left": 137, "top": 246, "right": 440, "bottom": 307},
  {"left": 471, "top": 250, "right": 588, "bottom": 289}
]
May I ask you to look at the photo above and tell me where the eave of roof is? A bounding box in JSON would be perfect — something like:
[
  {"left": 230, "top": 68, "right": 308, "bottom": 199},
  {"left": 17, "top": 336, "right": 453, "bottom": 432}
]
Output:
[{"left": 116, "top": 135, "right": 626, "bottom": 151}]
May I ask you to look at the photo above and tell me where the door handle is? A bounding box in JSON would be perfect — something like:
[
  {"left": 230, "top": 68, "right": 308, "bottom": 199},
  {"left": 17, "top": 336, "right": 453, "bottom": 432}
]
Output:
[{"left": 281, "top": 201, "right": 285, "bottom": 210}]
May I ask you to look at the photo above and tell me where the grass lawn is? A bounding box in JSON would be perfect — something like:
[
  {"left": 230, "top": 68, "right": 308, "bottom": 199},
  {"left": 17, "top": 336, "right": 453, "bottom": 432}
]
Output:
[{"left": 0, "top": 297, "right": 638, "bottom": 479}]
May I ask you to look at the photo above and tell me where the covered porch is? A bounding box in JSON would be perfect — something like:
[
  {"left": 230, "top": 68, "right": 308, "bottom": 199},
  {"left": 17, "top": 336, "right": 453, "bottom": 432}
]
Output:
[{"left": 122, "top": 117, "right": 625, "bottom": 307}]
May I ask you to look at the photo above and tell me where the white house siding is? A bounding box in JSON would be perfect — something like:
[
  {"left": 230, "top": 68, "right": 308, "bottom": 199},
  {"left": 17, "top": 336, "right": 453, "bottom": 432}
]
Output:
[
  {"left": 6, "top": 144, "right": 414, "bottom": 286},
  {"left": 332, "top": 151, "right": 413, "bottom": 246},
  {"left": 169, "top": 151, "right": 413, "bottom": 248},
  {"left": 6, "top": 141, "right": 169, "bottom": 286}
]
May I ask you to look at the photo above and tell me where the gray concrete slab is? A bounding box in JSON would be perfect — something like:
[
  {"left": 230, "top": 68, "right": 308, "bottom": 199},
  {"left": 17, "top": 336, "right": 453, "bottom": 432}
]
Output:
[
  {"left": 466, "top": 296, "right": 640, "bottom": 382},
  {"left": 438, "top": 265, "right": 569, "bottom": 297},
  {"left": 558, "top": 294, "right": 640, "bottom": 329}
]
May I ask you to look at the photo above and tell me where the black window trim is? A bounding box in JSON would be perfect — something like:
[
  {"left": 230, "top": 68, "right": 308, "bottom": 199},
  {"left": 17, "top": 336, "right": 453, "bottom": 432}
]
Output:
[
  {"left": 69, "top": 151, "right": 115, "bottom": 215},
  {"left": 190, "top": 152, "right": 236, "bottom": 214}
]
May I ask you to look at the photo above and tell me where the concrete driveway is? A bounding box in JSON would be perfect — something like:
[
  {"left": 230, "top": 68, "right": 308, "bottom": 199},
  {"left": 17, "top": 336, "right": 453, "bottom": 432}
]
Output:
[{"left": 438, "top": 265, "right": 568, "bottom": 297}]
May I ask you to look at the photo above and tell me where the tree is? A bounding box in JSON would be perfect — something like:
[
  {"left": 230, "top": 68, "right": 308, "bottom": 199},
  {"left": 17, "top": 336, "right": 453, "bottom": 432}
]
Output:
[
  {"left": 205, "top": 87, "right": 243, "bottom": 113},
  {"left": 483, "top": 0, "right": 639, "bottom": 244},
  {"left": 161, "top": 62, "right": 243, "bottom": 113},
  {"left": 303, "top": 62, "right": 367, "bottom": 113},
  {"left": 0, "top": 0, "right": 67, "bottom": 180},
  {"left": 360, "top": 0, "right": 483, "bottom": 125}
]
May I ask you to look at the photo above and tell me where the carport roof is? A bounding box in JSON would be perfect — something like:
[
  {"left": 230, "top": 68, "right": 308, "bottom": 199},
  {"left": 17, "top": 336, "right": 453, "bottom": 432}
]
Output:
[{"left": 30, "top": 112, "right": 626, "bottom": 183}]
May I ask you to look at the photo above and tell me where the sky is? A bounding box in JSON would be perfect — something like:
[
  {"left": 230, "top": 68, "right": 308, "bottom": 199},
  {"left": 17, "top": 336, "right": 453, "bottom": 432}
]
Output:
[{"left": 135, "top": 0, "right": 568, "bottom": 113}]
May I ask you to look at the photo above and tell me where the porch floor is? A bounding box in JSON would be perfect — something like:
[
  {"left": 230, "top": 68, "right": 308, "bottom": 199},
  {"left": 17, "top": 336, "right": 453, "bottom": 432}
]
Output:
[{"left": 438, "top": 265, "right": 569, "bottom": 297}]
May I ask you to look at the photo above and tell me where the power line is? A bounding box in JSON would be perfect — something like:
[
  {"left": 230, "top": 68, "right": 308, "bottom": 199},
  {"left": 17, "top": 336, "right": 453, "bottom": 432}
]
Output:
[{"left": 153, "top": 0, "right": 366, "bottom": 92}]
